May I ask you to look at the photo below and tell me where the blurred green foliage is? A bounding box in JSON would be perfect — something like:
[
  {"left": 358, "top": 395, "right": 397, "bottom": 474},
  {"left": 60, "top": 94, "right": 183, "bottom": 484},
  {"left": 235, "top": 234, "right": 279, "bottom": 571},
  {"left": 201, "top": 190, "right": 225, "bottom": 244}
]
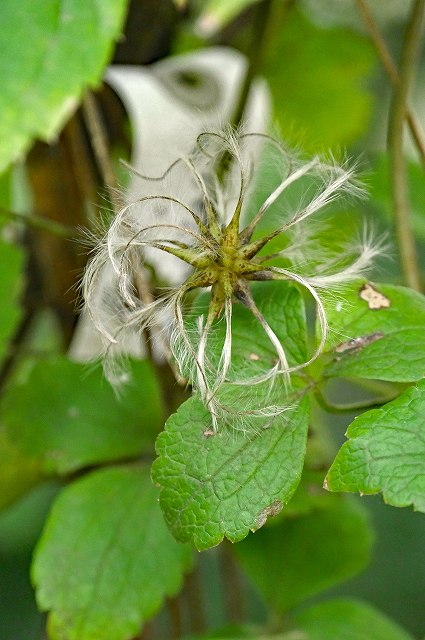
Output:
[{"left": 0, "top": 1, "right": 424, "bottom": 640}]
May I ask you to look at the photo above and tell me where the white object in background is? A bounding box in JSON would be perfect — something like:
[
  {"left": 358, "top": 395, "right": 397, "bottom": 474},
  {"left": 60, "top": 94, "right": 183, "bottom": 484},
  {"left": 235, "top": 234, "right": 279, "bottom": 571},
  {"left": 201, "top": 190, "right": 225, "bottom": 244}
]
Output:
[{"left": 70, "top": 46, "right": 270, "bottom": 361}]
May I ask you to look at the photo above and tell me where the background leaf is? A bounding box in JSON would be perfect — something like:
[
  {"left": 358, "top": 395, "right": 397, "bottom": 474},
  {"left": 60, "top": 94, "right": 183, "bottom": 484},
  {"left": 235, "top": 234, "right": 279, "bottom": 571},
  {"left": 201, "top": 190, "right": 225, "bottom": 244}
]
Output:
[
  {"left": 32, "top": 465, "right": 192, "bottom": 640},
  {"left": 277, "top": 467, "right": 331, "bottom": 518},
  {"left": 325, "top": 380, "right": 425, "bottom": 512},
  {"left": 320, "top": 281, "right": 425, "bottom": 382},
  {"left": 234, "top": 497, "right": 373, "bottom": 612},
  {"left": 0, "top": 482, "right": 60, "bottom": 640},
  {"left": 264, "top": 9, "right": 373, "bottom": 151},
  {"left": 292, "top": 598, "right": 414, "bottom": 640},
  {"left": 2, "top": 357, "right": 164, "bottom": 474},
  {"left": 0, "top": 0, "right": 128, "bottom": 172},
  {"left": 0, "top": 430, "right": 43, "bottom": 512}
]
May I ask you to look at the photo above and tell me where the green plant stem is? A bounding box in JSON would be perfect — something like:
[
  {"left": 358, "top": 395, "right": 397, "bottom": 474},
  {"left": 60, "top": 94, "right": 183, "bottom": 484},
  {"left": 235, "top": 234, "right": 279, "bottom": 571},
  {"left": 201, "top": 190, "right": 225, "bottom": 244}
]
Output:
[
  {"left": 0, "top": 205, "right": 73, "bottom": 237},
  {"left": 387, "top": 0, "right": 424, "bottom": 291},
  {"left": 357, "top": 0, "right": 425, "bottom": 167},
  {"left": 61, "top": 113, "right": 99, "bottom": 222},
  {"left": 230, "top": 0, "right": 281, "bottom": 128},
  {"left": 82, "top": 91, "right": 121, "bottom": 211},
  {"left": 314, "top": 388, "right": 398, "bottom": 414},
  {"left": 349, "top": 377, "right": 406, "bottom": 398}
]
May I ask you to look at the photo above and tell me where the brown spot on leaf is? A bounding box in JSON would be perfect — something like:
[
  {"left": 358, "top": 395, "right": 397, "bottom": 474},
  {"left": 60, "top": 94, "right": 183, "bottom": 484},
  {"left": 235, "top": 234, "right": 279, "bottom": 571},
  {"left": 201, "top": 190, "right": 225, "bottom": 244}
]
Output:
[
  {"left": 255, "top": 499, "right": 283, "bottom": 529},
  {"left": 359, "top": 283, "right": 390, "bottom": 310},
  {"left": 248, "top": 352, "right": 260, "bottom": 361},
  {"left": 203, "top": 429, "right": 215, "bottom": 438},
  {"left": 335, "top": 331, "right": 384, "bottom": 354}
]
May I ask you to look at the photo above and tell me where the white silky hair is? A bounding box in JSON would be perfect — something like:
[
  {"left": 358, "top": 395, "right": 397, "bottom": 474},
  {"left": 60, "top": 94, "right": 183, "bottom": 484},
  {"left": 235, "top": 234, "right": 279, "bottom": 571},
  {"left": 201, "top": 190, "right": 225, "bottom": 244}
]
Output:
[
  {"left": 81, "top": 128, "right": 386, "bottom": 430},
  {"left": 303, "top": 228, "right": 389, "bottom": 289}
]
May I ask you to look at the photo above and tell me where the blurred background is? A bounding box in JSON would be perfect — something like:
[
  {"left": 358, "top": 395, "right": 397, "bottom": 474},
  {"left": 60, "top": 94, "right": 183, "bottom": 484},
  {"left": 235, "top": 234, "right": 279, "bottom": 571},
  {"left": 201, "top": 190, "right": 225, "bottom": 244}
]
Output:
[{"left": 0, "top": 1, "right": 424, "bottom": 638}]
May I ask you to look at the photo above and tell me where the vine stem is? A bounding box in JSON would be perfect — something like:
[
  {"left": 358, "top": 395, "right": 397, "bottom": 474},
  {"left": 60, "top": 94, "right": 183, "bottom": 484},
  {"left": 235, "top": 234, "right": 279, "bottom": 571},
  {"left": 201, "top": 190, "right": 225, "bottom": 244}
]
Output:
[
  {"left": 356, "top": 0, "right": 425, "bottom": 166},
  {"left": 387, "top": 0, "right": 424, "bottom": 292},
  {"left": 0, "top": 205, "right": 73, "bottom": 237},
  {"left": 82, "top": 91, "right": 121, "bottom": 211},
  {"left": 314, "top": 389, "right": 399, "bottom": 414},
  {"left": 230, "top": 0, "right": 291, "bottom": 129}
]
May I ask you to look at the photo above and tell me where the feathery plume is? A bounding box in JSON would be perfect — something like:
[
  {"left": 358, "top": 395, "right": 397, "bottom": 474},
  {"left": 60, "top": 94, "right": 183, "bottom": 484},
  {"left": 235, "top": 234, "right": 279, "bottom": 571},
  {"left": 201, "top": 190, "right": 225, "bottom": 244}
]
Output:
[{"left": 83, "top": 129, "right": 383, "bottom": 431}]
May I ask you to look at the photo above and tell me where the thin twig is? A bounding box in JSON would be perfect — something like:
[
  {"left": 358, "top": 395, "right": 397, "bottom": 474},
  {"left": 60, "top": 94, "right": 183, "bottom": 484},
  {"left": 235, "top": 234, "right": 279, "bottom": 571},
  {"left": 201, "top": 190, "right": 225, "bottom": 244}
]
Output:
[
  {"left": 216, "top": 0, "right": 293, "bottom": 180},
  {"left": 314, "top": 389, "right": 398, "bottom": 414},
  {"left": 356, "top": 0, "right": 425, "bottom": 166},
  {"left": 82, "top": 94, "right": 189, "bottom": 394},
  {"left": 230, "top": 0, "right": 283, "bottom": 129},
  {"left": 0, "top": 205, "right": 73, "bottom": 237},
  {"left": 61, "top": 114, "right": 100, "bottom": 228},
  {"left": 82, "top": 91, "right": 121, "bottom": 211},
  {"left": 387, "top": 0, "right": 424, "bottom": 291}
]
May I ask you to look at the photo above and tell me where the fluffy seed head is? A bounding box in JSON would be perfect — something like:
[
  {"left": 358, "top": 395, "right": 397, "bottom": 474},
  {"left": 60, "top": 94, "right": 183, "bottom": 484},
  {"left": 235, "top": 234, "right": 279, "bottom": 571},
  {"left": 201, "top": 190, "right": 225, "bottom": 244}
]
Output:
[{"left": 83, "top": 128, "right": 383, "bottom": 431}]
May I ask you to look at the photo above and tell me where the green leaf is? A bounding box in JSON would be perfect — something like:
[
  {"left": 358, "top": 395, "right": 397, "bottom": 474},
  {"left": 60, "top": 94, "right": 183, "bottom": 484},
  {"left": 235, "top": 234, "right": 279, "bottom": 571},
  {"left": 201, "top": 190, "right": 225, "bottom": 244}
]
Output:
[
  {"left": 3, "top": 357, "right": 164, "bottom": 474},
  {"left": 234, "top": 497, "right": 372, "bottom": 612},
  {"left": 0, "top": 481, "right": 59, "bottom": 551},
  {"left": 0, "top": 429, "right": 44, "bottom": 512},
  {"left": 325, "top": 380, "right": 425, "bottom": 512},
  {"left": 0, "top": 0, "right": 128, "bottom": 172},
  {"left": 32, "top": 465, "right": 192, "bottom": 640},
  {"left": 184, "top": 281, "right": 307, "bottom": 380},
  {"left": 293, "top": 598, "right": 414, "bottom": 640},
  {"left": 321, "top": 281, "right": 425, "bottom": 382},
  {"left": 152, "top": 393, "right": 309, "bottom": 550},
  {"left": 264, "top": 9, "right": 373, "bottom": 151},
  {"left": 153, "top": 281, "right": 309, "bottom": 550},
  {"left": 0, "top": 221, "right": 24, "bottom": 361}
]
